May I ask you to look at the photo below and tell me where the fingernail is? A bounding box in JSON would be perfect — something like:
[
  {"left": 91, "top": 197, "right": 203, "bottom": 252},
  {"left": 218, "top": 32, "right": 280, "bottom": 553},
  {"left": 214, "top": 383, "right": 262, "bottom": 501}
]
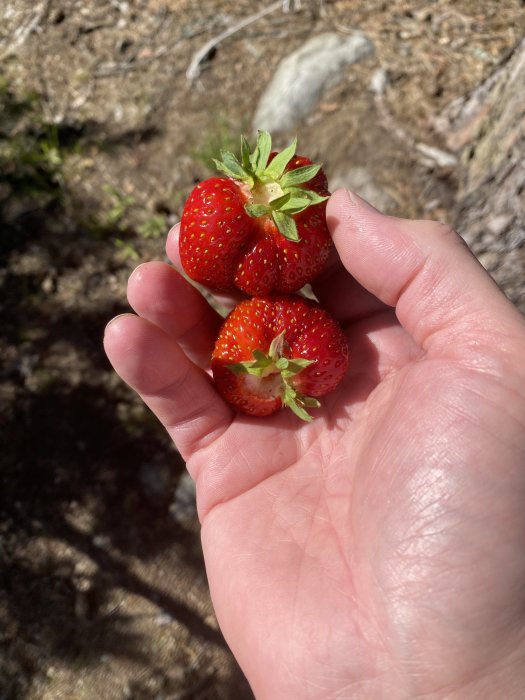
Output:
[
  {"left": 128, "top": 262, "right": 148, "bottom": 284},
  {"left": 104, "top": 313, "right": 130, "bottom": 337},
  {"left": 168, "top": 223, "right": 180, "bottom": 239}
]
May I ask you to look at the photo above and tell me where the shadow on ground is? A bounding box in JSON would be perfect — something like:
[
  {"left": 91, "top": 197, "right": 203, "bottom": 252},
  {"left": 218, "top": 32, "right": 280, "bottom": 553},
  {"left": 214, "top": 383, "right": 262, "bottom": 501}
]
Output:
[{"left": 0, "top": 96, "right": 253, "bottom": 699}]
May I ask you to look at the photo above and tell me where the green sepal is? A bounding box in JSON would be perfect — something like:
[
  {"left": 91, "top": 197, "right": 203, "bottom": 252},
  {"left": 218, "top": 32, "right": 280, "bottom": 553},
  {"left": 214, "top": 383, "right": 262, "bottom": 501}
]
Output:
[
  {"left": 240, "top": 135, "right": 252, "bottom": 170},
  {"left": 272, "top": 210, "right": 300, "bottom": 242},
  {"left": 280, "top": 164, "right": 321, "bottom": 188},
  {"left": 280, "top": 359, "right": 315, "bottom": 378},
  {"left": 263, "top": 136, "right": 297, "bottom": 180},
  {"left": 287, "top": 187, "right": 329, "bottom": 207},
  {"left": 226, "top": 362, "right": 254, "bottom": 376},
  {"left": 273, "top": 193, "right": 313, "bottom": 216},
  {"left": 271, "top": 188, "right": 327, "bottom": 214},
  {"left": 227, "top": 352, "right": 274, "bottom": 377},
  {"left": 281, "top": 200, "right": 311, "bottom": 215},
  {"left": 302, "top": 396, "right": 321, "bottom": 408},
  {"left": 250, "top": 130, "right": 272, "bottom": 172},
  {"left": 214, "top": 130, "right": 327, "bottom": 247},
  {"left": 273, "top": 355, "right": 315, "bottom": 374},
  {"left": 245, "top": 203, "right": 272, "bottom": 218},
  {"left": 268, "top": 330, "right": 286, "bottom": 359},
  {"left": 281, "top": 384, "right": 317, "bottom": 422},
  {"left": 245, "top": 193, "right": 311, "bottom": 221},
  {"left": 252, "top": 349, "right": 269, "bottom": 363},
  {"left": 213, "top": 151, "right": 252, "bottom": 183},
  {"left": 265, "top": 192, "right": 291, "bottom": 210}
]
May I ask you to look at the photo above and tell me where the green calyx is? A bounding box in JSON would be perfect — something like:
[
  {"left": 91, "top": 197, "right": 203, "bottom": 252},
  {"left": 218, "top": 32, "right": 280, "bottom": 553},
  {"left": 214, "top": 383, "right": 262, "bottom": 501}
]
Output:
[
  {"left": 227, "top": 331, "right": 321, "bottom": 422},
  {"left": 213, "top": 130, "right": 328, "bottom": 242}
]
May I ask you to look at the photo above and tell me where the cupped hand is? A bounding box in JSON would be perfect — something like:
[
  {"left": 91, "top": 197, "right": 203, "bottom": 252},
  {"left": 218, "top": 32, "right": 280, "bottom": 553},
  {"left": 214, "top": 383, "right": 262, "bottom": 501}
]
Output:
[{"left": 104, "top": 190, "right": 525, "bottom": 699}]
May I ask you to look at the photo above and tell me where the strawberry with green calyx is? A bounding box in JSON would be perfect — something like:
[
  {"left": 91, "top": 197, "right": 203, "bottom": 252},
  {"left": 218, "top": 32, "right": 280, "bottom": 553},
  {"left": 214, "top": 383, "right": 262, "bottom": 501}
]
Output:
[
  {"left": 211, "top": 294, "right": 349, "bottom": 421},
  {"left": 215, "top": 131, "right": 328, "bottom": 242},
  {"left": 179, "top": 131, "right": 332, "bottom": 296}
]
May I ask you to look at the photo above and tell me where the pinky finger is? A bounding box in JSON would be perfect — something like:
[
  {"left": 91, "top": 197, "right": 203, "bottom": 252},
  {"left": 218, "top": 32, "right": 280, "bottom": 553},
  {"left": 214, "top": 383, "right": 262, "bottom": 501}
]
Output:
[{"left": 104, "top": 313, "right": 233, "bottom": 460}]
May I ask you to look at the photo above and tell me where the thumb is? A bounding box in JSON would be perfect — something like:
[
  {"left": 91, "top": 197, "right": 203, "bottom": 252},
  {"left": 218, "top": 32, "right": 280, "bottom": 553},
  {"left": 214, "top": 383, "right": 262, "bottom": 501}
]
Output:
[{"left": 326, "top": 189, "right": 525, "bottom": 361}]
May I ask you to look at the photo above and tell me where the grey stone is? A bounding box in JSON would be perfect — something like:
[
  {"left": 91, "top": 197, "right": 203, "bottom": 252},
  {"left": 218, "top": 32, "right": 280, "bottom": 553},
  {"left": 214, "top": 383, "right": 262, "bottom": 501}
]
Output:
[
  {"left": 253, "top": 32, "right": 374, "bottom": 133},
  {"left": 329, "top": 166, "right": 396, "bottom": 213}
]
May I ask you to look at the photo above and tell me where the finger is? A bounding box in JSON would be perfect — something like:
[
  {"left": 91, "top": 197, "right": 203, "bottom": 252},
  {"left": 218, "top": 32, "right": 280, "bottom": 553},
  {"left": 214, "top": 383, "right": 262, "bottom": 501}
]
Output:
[
  {"left": 166, "top": 223, "right": 245, "bottom": 313},
  {"left": 169, "top": 220, "right": 385, "bottom": 322},
  {"left": 127, "top": 261, "right": 221, "bottom": 368},
  {"left": 104, "top": 314, "right": 233, "bottom": 460},
  {"left": 327, "top": 189, "right": 525, "bottom": 361},
  {"left": 312, "top": 246, "right": 388, "bottom": 325}
]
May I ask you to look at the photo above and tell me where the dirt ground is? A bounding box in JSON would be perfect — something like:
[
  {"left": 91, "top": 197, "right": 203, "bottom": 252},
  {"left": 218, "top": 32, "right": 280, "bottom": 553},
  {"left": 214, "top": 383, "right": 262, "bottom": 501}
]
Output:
[{"left": 1, "top": 1, "right": 524, "bottom": 698}]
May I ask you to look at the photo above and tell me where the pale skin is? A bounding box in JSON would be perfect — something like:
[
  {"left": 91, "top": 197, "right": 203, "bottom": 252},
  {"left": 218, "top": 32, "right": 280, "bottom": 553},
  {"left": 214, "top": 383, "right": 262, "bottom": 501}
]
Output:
[{"left": 104, "top": 190, "right": 525, "bottom": 699}]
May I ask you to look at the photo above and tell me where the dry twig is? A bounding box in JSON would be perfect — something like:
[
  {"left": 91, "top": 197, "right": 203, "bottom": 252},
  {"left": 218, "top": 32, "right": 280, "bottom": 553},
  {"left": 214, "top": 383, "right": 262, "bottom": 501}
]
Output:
[
  {"left": 0, "top": 0, "right": 51, "bottom": 61},
  {"left": 186, "top": 1, "right": 283, "bottom": 83},
  {"left": 372, "top": 70, "right": 457, "bottom": 169}
]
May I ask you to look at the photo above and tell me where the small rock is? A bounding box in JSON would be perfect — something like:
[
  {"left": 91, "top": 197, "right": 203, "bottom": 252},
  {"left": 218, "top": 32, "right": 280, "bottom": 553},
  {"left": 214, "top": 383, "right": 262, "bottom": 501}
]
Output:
[
  {"left": 487, "top": 213, "right": 515, "bottom": 237},
  {"left": 370, "top": 68, "right": 389, "bottom": 95},
  {"left": 41, "top": 274, "right": 56, "bottom": 294},
  {"left": 424, "top": 198, "right": 442, "bottom": 211},
  {"left": 253, "top": 32, "right": 374, "bottom": 133},
  {"left": 155, "top": 612, "right": 174, "bottom": 626}
]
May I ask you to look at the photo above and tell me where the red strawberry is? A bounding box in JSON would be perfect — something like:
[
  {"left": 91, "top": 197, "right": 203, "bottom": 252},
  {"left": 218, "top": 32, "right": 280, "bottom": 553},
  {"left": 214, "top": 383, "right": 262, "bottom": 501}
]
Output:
[
  {"left": 211, "top": 294, "right": 349, "bottom": 421},
  {"left": 179, "top": 131, "right": 332, "bottom": 295}
]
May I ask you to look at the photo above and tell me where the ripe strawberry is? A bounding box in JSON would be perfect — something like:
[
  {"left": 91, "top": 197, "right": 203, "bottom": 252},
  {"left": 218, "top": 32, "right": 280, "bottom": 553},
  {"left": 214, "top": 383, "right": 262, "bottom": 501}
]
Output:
[
  {"left": 179, "top": 131, "right": 332, "bottom": 295},
  {"left": 211, "top": 294, "right": 349, "bottom": 421}
]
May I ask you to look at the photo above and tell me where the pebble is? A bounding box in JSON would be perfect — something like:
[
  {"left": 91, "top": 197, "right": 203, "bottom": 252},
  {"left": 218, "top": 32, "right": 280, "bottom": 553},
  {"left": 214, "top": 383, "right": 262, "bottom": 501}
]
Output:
[{"left": 252, "top": 32, "right": 374, "bottom": 133}]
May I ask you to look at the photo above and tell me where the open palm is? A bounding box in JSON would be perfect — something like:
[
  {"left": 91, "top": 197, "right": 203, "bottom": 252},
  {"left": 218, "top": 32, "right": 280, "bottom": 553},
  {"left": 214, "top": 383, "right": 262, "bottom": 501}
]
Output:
[{"left": 105, "top": 191, "right": 525, "bottom": 699}]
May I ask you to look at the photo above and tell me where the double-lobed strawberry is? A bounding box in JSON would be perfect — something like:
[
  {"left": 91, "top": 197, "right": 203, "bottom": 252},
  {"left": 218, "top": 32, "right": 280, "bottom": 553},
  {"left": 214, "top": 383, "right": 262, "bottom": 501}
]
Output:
[
  {"left": 178, "top": 131, "right": 348, "bottom": 421},
  {"left": 179, "top": 130, "right": 332, "bottom": 296}
]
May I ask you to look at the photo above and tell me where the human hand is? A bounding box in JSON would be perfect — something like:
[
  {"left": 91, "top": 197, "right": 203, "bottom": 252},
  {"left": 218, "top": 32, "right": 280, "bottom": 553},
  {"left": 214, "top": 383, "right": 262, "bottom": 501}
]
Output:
[{"left": 104, "top": 190, "right": 525, "bottom": 699}]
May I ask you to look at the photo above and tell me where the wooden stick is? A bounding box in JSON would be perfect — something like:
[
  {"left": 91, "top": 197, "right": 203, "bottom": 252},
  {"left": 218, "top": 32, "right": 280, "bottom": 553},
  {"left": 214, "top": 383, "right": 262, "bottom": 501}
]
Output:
[{"left": 186, "top": 1, "right": 282, "bottom": 83}]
